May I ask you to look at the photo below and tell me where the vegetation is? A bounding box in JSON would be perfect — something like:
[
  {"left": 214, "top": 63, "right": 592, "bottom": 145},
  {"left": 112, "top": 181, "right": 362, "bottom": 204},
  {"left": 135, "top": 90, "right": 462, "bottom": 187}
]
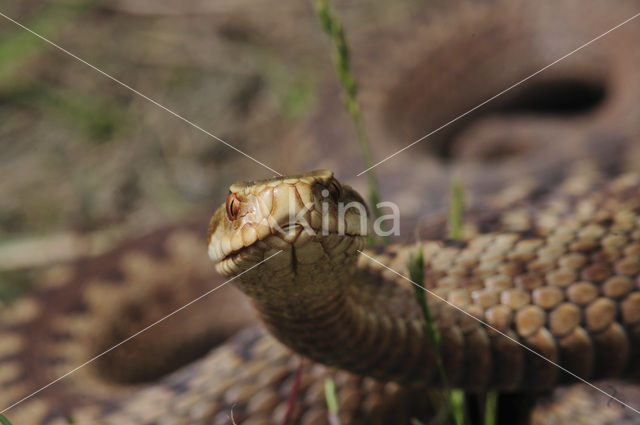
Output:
[
  {"left": 409, "top": 247, "right": 465, "bottom": 425},
  {"left": 315, "top": 0, "right": 388, "bottom": 245},
  {"left": 324, "top": 377, "right": 342, "bottom": 425}
]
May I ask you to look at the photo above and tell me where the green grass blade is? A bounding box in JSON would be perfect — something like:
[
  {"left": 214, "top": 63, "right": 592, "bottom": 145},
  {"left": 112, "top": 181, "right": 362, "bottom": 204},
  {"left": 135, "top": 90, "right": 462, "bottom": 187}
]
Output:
[
  {"left": 314, "top": 0, "right": 388, "bottom": 244},
  {"left": 451, "top": 390, "right": 467, "bottom": 425},
  {"left": 324, "top": 377, "right": 342, "bottom": 425},
  {"left": 449, "top": 176, "right": 465, "bottom": 241},
  {"left": 484, "top": 390, "right": 499, "bottom": 425},
  {"left": 409, "top": 248, "right": 465, "bottom": 425}
]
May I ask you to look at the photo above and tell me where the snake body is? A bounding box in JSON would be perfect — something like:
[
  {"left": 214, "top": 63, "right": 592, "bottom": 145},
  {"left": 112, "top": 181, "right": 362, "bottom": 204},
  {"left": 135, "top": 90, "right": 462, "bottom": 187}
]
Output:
[
  {"left": 206, "top": 170, "right": 640, "bottom": 392},
  {"left": 3, "top": 174, "right": 640, "bottom": 424},
  {"left": 108, "top": 169, "right": 640, "bottom": 425}
]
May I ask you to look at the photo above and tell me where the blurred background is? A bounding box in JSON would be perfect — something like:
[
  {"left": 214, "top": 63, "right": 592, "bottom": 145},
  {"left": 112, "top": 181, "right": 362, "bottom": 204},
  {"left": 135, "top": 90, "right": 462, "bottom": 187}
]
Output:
[{"left": 0, "top": 0, "right": 420, "bottom": 299}]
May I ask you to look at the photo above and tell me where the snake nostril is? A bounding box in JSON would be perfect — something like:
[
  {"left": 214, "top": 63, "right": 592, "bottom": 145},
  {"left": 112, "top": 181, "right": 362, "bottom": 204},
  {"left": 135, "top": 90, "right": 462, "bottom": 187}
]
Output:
[{"left": 282, "top": 222, "right": 297, "bottom": 231}]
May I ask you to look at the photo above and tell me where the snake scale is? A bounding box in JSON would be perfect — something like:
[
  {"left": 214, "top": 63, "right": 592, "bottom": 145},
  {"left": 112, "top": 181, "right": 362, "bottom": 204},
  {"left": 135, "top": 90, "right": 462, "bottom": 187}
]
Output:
[{"left": 4, "top": 0, "right": 640, "bottom": 424}]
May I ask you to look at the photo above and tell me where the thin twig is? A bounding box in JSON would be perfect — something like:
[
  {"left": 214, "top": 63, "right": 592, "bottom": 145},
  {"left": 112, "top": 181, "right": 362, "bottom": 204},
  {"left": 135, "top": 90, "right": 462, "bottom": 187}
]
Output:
[{"left": 281, "top": 357, "right": 304, "bottom": 425}]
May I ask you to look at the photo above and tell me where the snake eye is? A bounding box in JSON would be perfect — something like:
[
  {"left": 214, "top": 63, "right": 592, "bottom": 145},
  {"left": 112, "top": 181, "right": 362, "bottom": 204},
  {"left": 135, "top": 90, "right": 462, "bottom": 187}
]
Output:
[
  {"left": 226, "top": 194, "right": 240, "bottom": 221},
  {"left": 328, "top": 180, "right": 342, "bottom": 202}
]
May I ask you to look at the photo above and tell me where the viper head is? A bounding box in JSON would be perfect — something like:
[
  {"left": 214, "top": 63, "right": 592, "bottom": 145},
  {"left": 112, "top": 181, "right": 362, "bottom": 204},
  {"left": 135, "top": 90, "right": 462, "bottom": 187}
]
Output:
[{"left": 207, "top": 170, "right": 368, "bottom": 279}]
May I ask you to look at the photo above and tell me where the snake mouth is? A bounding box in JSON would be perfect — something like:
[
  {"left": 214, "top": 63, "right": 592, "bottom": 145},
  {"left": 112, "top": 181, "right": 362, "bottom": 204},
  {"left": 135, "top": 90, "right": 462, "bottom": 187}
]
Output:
[{"left": 214, "top": 223, "right": 367, "bottom": 277}]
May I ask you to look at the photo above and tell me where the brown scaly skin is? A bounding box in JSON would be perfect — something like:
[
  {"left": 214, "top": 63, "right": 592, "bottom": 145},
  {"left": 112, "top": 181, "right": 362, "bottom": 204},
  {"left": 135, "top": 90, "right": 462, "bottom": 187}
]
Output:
[
  {"left": 105, "top": 169, "right": 640, "bottom": 425},
  {"left": 103, "top": 327, "right": 439, "bottom": 425},
  {"left": 0, "top": 222, "right": 257, "bottom": 423},
  {"left": 207, "top": 171, "right": 640, "bottom": 392},
  {"left": 3, "top": 168, "right": 640, "bottom": 425}
]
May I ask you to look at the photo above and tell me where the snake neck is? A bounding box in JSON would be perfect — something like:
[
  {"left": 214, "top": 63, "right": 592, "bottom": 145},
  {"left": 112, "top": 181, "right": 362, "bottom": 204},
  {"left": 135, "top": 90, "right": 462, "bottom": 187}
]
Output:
[{"left": 238, "top": 251, "right": 445, "bottom": 386}]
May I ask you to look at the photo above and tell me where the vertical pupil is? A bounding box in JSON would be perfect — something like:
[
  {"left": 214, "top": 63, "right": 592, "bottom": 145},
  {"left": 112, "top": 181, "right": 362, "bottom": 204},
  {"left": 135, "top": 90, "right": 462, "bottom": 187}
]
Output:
[{"left": 227, "top": 196, "right": 238, "bottom": 220}]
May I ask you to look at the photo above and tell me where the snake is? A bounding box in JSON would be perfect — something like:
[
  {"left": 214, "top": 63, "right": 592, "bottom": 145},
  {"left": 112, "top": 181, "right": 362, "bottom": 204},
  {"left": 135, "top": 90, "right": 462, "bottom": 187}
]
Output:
[
  {"left": 3, "top": 166, "right": 640, "bottom": 424},
  {"left": 4, "top": 0, "right": 640, "bottom": 423},
  {"left": 205, "top": 169, "right": 640, "bottom": 389}
]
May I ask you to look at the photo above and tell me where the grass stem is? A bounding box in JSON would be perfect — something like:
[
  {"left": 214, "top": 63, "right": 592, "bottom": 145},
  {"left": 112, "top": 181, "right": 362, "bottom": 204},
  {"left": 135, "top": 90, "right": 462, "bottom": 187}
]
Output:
[
  {"left": 314, "top": 0, "right": 387, "bottom": 244},
  {"left": 484, "top": 391, "right": 499, "bottom": 425},
  {"left": 324, "top": 376, "right": 342, "bottom": 425},
  {"left": 449, "top": 176, "right": 464, "bottom": 241},
  {"left": 409, "top": 248, "right": 465, "bottom": 425},
  {"left": 281, "top": 358, "right": 304, "bottom": 425}
]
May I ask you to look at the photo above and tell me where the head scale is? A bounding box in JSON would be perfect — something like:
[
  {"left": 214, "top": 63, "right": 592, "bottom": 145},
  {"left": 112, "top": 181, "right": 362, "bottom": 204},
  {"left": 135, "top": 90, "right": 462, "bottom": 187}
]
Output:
[{"left": 207, "top": 170, "right": 369, "bottom": 278}]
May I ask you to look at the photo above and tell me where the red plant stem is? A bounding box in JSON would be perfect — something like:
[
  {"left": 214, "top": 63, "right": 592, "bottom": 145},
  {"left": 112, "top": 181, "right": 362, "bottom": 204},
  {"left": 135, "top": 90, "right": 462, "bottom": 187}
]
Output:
[{"left": 281, "top": 357, "right": 304, "bottom": 425}]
